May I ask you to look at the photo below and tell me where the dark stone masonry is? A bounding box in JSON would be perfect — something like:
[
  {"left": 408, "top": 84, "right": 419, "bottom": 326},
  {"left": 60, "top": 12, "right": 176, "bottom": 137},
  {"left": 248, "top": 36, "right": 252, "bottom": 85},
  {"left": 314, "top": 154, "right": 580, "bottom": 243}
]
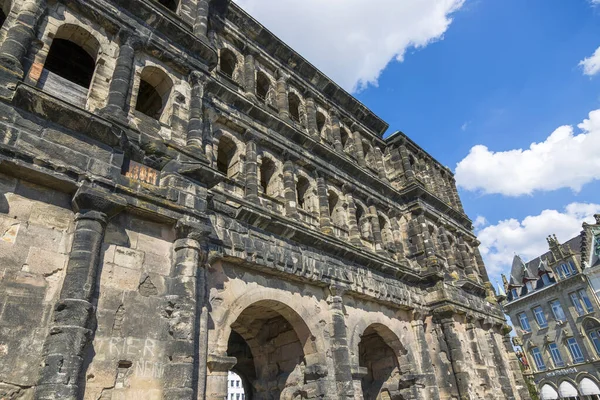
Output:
[{"left": 0, "top": 0, "right": 528, "bottom": 399}]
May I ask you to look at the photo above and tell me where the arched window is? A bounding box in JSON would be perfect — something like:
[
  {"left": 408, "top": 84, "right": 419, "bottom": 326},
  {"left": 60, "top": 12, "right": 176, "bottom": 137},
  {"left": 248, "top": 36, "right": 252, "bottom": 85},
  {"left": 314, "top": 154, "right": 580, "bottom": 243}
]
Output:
[
  {"left": 340, "top": 127, "right": 350, "bottom": 151},
  {"left": 260, "top": 157, "right": 276, "bottom": 197},
  {"left": 584, "top": 318, "right": 600, "bottom": 356},
  {"left": 256, "top": 71, "right": 271, "bottom": 102},
  {"left": 316, "top": 111, "right": 326, "bottom": 134},
  {"left": 356, "top": 204, "right": 372, "bottom": 240},
  {"left": 216, "top": 136, "right": 238, "bottom": 178},
  {"left": 296, "top": 176, "right": 310, "bottom": 210},
  {"left": 220, "top": 48, "right": 237, "bottom": 79},
  {"left": 135, "top": 66, "right": 173, "bottom": 121},
  {"left": 157, "top": 0, "right": 178, "bottom": 12},
  {"left": 328, "top": 191, "right": 345, "bottom": 227},
  {"left": 379, "top": 215, "right": 394, "bottom": 250},
  {"left": 288, "top": 93, "right": 301, "bottom": 123},
  {"left": 0, "top": 0, "right": 11, "bottom": 28},
  {"left": 363, "top": 141, "right": 374, "bottom": 165}
]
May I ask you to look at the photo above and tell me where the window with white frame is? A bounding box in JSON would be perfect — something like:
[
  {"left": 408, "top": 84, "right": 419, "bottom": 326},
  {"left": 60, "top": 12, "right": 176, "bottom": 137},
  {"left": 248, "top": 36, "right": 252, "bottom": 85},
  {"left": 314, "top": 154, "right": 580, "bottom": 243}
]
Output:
[
  {"left": 542, "top": 273, "right": 551, "bottom": 286},
  {"left": 566, "top": 337, "right": 584, "bottom": 363},
  {"left": 548, "top": 342, "right": 565, "bottom": 367},
  {"left": 511, "top": 289, "right": 519, "bottom": 299},
  {"left": 579, "top": 289, "right": 594, "bottom": 313},
  {"left": 525, "top": 281, "right": 534, "bottom": 293},
  {"left": 550, "top": 299, "right": 566, "bottom": 321},
  {"left": 570, "top": 292, "right": 586, "bottom": 316},
  {"left": 518, "top": 312, "right": 531, "bottom": 332},
  {"left": 533, "top": 306, "right": 548, "bottom": 328},
  {"left": 531, "top": 347, "right": 546, "bottom": 371}
]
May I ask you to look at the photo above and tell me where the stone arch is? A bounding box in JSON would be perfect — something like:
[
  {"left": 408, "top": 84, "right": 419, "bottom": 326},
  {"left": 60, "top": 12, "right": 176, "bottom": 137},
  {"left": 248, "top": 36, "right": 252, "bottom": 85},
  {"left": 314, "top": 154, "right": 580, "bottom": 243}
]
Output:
[
  {"left": 0, "top": 0, "right": 12, "bottom": 28},
  {"left": 296, "top": 174, "right": 311, "bottom": 210},
  {"left": 327, "top": 186, "right": 346, "bottom": 228},
  {"left": 288, "top": 91, "right": 304, "bottom": 125},
  {"left": 258, "top": 152, "right": 283, "bottom": 199},
  {"left": 355, "top": 199, "right": 372, "bottom": 242},
  {"left": 538, "top": 382, "right": 559, "bottom": 400},
  {"left": 582, "top": 316, "right": 600, "bottom": 356},
  {"left": 558, "top": 379, "right": 579, "bottom": 399},
  {"left": 378, "top": 212, "right": 395, "bottom": 251},
  {"left": 219, "top": 47, "right": 238, "bottom": 79},
  {"left": 134, "top": 65, "right": 173, "bottom": 122},
  {"left": 340, "top": 125, "right": 352, "bottom": 153},
  {"left": 577, "top": 376, "right": 600, "bottom": 398},
  {"left": 316, "top": 110, "right": 327, "bottom": 136},
  {"left": 215, "top": 133, "right": 240, "bottom": 178},
  {"left": 362, "top": 140, "right": 374, "bottom": 166},
  {"left": 256, "top": 70, "right": 271, "bottom": 102}
]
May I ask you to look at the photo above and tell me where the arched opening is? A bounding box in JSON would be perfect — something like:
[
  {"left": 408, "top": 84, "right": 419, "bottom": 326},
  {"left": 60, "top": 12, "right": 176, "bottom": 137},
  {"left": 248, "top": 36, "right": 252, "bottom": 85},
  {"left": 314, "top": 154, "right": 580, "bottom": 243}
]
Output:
[
  {"left": 220, "top": 48, "right": 237, "bottom": 79},
  {"left": 379, "top": 215, "right": 394, "bottom": 251},
  {"left": 226, "top": 300, "right": 316, "bottom": 399},
  {"left": 216, "top": 136, "right": 238, "bottom": 178},
  {"left": 356, "top": 204, "right": 372, "bottom": 241},
  {"left": 539, "top": 384, "right": 559, "bottom": 400},
  {"left": 584, "top": 318, "right": 600, "bottom": 356},
  {"left": 358, "top": 324, "right": 405, "bottom": 400},
  {"left": 0, "top": 0, "right": 11, "bottom": 28},
  {"left": 340, "top": 127, "right": 350, "bottom": 152},
  {"left": 558, "top": 381, "right": 579, "bottom": 400},
  {"left": 259, "top": 157, "right": 276, "bottom": 197},
  {"left": 579, "top": 378, "right": 600, "bottom": 399},
  {"left": 157, "top": 0, "right": 178, "bottom": 12},
  {"left": 363, "top": 141, "right": 374, "bottom": 166},
  {"left": 256, "top": 71, "right": 271, "bottom": 102},
  {"left": 44, "top": 28, "right": 99, "bottom": 89},
  {"left": 316, "top": 111, "right": 326, "bottom": 134},
  {"left": 328, "top": 191, "right": 345, "bottom": 227},
  {"left": 135, "top": 66, "right": 173, "bottom": 121},
  {"left": 288, "top": 93, "right": 301, "bottom": 123},
  {"left": 296, "top": 176, "right": 310, "bottom": 211}
]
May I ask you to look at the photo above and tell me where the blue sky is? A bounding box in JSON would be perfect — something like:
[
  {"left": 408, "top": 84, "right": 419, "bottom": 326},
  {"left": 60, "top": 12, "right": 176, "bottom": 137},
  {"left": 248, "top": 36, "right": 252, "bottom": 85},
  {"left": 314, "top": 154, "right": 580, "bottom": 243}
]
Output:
[{"left": 235, "top": 0, "right": 600, "bottom": 286}]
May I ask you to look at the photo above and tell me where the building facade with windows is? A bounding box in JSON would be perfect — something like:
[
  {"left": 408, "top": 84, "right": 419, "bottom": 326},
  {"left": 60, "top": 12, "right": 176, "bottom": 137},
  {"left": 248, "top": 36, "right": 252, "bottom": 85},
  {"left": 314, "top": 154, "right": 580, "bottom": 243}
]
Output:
[
  {"left": 227, "top": 371, "right": 245, "bottom": 400},
  {"left": 503, "top": 230, "right": 600, "bottom": 399}
]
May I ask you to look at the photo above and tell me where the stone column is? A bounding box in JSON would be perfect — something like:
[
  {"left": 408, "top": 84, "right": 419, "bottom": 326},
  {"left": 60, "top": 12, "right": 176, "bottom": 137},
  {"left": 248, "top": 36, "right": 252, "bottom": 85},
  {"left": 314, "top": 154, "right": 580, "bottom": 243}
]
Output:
[
  {"left": 187, "top": 71, "right": 209, "bottom": 149},
  {"left": 387, "top": 146, "right": 405, "bottom": 184},
  {"left": 434, "top": 307, "right": 471, "bottom": 400},
  {"left": 193, "top": 0, "right": 210, "bottom": 37},
  {"left": 165, "top": 217, "right": 211, "bottom": 400},
  {"left": 244, "top": 139, "right": 259, "bottom": 202},
  {"left": 374, "top": 147, "right": 387, "bottom": 180},
  {"left": 457, "top": 236, "right": 475, "bottom": 278},
  {"left": 305, "top": 97, "right": 319, "bottom": 139},
  {"left": 438, "top": 228, "right": 455, "bottom": 266},
  {"left": 206, "top": 354, "right": 237, "bottom": 399},
  {"left": 390, "top": 216, "right": 406, "bottom": 257},
  {"left": 327, "top": 287, "right": 354, "bottom": 399},
  {"left": 103, "top": 32, "right": 142, "bottom": 117},
  {"left": 283, "top": 160, "right": 299, "bottom": 218},
  {"left": 399, "top": 145, "right": 416, "bottom": 182},
  {"left": 330, "top": 111, "right": 344, "bottom": 152},
  {"left": 344, "top": 187, "right": 362, "bottom": 246},
  {"left": 368, "top": 204, "right": 384, "bottom": 252},
  {"left": 352, "top": 131, "right": 366, "bottom": 167},
  {"left": 417, "top": 214, "right": 435, "bottom": 258},
  {"left": 316, "top": 173, "right": 332, "bottom": 234},
  {"left": 488, "top": 326, "right": 517, "bottom": 400},
  {"left": 34, "top": 187, "right": 126, "bottom": 400},
  {"left": 243, "top": 51, "right": 256, "bottom": 97},
  {"left": 448, "top": 175, "right": 464, "bottom": 212},
  {"left": 0, "top": 0, "right": 46, "bottom": 80},
  {"left": 411, "top": 315, "right": 441, "bottom": 400},
  {"left": 276, "top": 70, "right": 289, "bottom": 119}
]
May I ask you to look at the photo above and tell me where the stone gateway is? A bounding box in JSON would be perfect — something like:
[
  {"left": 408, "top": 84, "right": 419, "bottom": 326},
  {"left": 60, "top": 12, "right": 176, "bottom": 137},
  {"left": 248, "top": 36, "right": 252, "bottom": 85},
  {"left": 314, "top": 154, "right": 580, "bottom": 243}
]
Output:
[{"left": 0, "top": 0, "right": 528, "bottom": 399}]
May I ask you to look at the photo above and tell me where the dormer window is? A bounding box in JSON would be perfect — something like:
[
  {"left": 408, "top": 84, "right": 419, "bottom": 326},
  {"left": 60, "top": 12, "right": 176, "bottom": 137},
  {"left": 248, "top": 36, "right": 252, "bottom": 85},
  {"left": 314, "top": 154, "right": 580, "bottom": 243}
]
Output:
[
  {"left": 511, "top": 289, "right": 519, "bottom": 300},
  {"left": 541, "top": 273, "right": 551, "bottom": 286},
  {"left": 525, "top": 281, "right": 534, "bottom": 293},
  {"left": 558, "top": 262, "right": 577, "bottom": 278}
]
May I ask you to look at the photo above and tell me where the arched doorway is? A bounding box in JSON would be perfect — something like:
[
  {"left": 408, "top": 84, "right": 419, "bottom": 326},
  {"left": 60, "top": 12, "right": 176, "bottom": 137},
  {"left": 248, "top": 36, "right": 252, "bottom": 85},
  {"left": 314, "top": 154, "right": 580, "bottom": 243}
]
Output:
[
  {"left": 358, "top": 324, "right": 408, "bottom": 400},
  {"left": 226, "top": 300, "right": 317, "bottom": 399}
]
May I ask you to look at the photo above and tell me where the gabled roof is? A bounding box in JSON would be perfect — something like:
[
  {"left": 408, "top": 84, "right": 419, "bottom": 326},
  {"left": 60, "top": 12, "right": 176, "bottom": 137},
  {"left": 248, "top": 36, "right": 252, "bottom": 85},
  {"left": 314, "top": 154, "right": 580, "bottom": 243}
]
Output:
[{"left": 508, "top": 255, "right": 526, "bottom": 287}]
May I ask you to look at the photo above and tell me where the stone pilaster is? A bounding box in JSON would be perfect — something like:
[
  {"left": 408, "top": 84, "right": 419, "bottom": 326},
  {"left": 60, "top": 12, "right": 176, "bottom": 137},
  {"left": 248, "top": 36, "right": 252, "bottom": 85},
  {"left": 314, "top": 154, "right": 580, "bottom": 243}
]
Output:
[
  {"left": 327, "top": 287, "right": 354, "bottom": 399},
  {"left": 102, "top": 32, "right": 142, "bottom": 117},
  {"left": 187, "top": 71, "right": 209, "bottom": 149},
  {"left": 458, "top": 236, "right": 476, "bottom": 279},
  {"left": 0, "top": 0, "right": 46, "bottom": 80},
  {"left": 276, "top": 70, "right": 289, "bottom": 120},
  {"left": 34, "top": 186, "right": 126, "bottom": 400},
  {"left": 448, "top": 175, "right": 464, "bottom": 212},
  {"left": 399, "top": 145, "right": 416, "bottom": 182},
  {"left": 330, "top": 111, "right": 344, "bottom": 153},
  {"left": 305, "top": 97, "right": 319, "bottom": 139},
  {"left": 244, "top": 139, "right": 259, "bottom": 202},
  {"left": 368, "top": 204, "right": 384, "bottom": 252},
  {"left": 418, "top": 214, "right": 435, "bottom": 258},
  {"left": 352, "top": 131, "right": 366, "bottom": 168},
  {"left": 316, "top": 173, "right": 332, "bottom": 235},
  {"left": 283, "top": 160, "right": 299, "bottom": 218},
  {"left": 193, "top": 0, "right": 210, "bottom": 37},
  {"left": 488, "top": 326, "right": 517, "bottom": 400},
  {"left": 374, "top": 147, "right": 387, "bottom": 180},
  {"left": 411, "top": 316, "right": 441, "bottom": 400},
  {"left": 390, "top": 216, "right": 406, "bottom": 257},
  {"left": 438, "top": 228, "right": 456, "bottom": 267},
  {"left": 243, "top": 51, "right": 256, "bottom": 97},
  {"left": 434, "top": 307, "right": 471, "bottom": 400},
  {"left": 344, "top": 187, "right": 362, "bottom": 246}
]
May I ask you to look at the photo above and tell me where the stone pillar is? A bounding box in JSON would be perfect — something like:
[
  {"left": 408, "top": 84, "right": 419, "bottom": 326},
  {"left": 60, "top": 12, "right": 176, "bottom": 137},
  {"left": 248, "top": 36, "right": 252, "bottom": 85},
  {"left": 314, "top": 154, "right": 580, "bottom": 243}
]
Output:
[
  {"left": 34, "top": 187, "right": 126, "bottom": 400},
  {"left": 352, "top": 131, "right": 366, "bottom": 167},
  {"left": 305, "top": 97, "right": 319, "bottom": 139},
  {"left": 187, "top": 71, "right": 209, "bottom": 149},
  {"left": 206, "top": 354, "right": 237, "bottom": 399},
  {"left": 330, "top": 111, "right": 344, "bottom": 152},
  {"left": 488, "top": 326, "right": 517, "bottom": 400},
  {"left": 244, "top": 139, "right": 259, "bottom": 202},
  {"left": 243, "top": 51, "right": 256, "bottom": 97},
  {"left": 368, "top": 204, "right": 384, "bottom": 252},
  {"left": 407, "top": 217, "right": 424, "bottom": 256},
  {"left": 344, "top": 187, "right": 362, "bottom": 246},
  {"left": 418, "top": 214, "right": 435, "bottom": 258},
  {"left": 411, "top": 316, "right": 441, "bottom": 400},
  {"left": 448, "top": 175, "right": 464, "bottom": 212},
  {"left": 434, "top": 307, "right": 471, "bottom": 400},
  {"left": 276, "top": 70, "right": 289, "bottom": 119},
  {"left": 374, "top": 147, "right": 387, "bottom": 180},
  {"left": 193, "top": 0, "right": 210, "bottom": 37},
  {"left": 500, "top": 327, "right": 528, "bottom": 400},
  {"left": 0, "top": 0, "right": 46, "bottom": 80},
  {"left": 457, "top": 236, "right": 475, "bottom": 278},
  {"left": 390, "top": 216, "right": 405, "bottom": 257},
  {"left": 283, "top": 160, "right": 299, "bottom": 218},
  {"left": 399, "top": 145, "right": 416, "bottom": 182},
  {"left": 327, "top": 287, "right": 354, "bottom": 399},
  {"left": 167, "top": 217, "right": 211, "bottom": 400},
  {"left": 316, "top": 173, "right": 332, "bottom": 234},
  {"left": 438, "top": 228, "right": 455, "bottom": 266},
  {"left": 103, "top": 32, "right": 142, "bottom": 117}
]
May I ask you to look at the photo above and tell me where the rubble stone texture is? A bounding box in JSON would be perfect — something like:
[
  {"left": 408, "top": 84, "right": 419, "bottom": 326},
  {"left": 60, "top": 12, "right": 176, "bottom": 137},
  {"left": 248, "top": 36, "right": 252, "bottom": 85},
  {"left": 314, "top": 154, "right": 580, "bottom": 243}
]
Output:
[{"left": 0, "top": 0, "right": 528, "bottom": 399}]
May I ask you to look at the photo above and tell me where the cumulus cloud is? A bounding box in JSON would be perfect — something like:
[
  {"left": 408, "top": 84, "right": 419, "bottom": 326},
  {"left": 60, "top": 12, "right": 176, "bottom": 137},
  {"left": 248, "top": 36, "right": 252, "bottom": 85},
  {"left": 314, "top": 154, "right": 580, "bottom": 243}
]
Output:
[
  {"left": 473, "top": 215, "right": 487, "bottom": 229},
  {"left": 579, "top": 46, "right": 600, "bottom": 76},
  {"left": 477, "top": 203, "right": 600, "bottom": 284},
  {"left": 233, "top": 0, "right": 464, "bottom": 92},
  {"left": 455, "top": 109, "right": 600, "bottom": 196}
]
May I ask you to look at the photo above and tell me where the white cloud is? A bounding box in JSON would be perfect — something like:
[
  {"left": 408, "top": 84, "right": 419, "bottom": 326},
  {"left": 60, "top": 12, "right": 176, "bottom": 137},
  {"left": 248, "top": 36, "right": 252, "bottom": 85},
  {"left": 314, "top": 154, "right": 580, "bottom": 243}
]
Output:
[
  {"left": 455, "top": 109, "right": 600, "bottom": 196},
  {"left": 233, "top": 0, "right": 464, "bottom": 92},
  {"left": 579, "top": 46, "right": 600, "bottom": 76},
  {"left": 477, "top": 202, "right": 600, "bottom": 284},
  {"left": 473, "top": 215, "right": 487, "bottom": 229}
]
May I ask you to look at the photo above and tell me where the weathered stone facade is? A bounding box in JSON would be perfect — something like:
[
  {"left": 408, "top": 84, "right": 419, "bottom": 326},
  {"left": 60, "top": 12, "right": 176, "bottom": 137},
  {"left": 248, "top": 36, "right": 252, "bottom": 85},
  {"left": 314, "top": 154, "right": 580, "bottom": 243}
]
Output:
[{"left": 0, "top": 0, "right": 527, "bottom": 399}]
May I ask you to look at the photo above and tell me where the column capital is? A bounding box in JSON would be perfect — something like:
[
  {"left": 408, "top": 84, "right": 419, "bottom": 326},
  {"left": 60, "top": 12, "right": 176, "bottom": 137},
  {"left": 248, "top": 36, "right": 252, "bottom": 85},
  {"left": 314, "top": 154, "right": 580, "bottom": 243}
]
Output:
[
  {"left": 118, "top": 30, "right": 144, "bottom": 49},
  {"left": 176, "top": 216, "right": 212, "bottom": 241},
  {"left": 207, "top": 353, "right": 237, "bottom": 373},
  {"left": 189, "top": 70, "right": 210, "bottom": 87},
  {"left": 72, "top": 185, "right": 127, "bottom": 218}
]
